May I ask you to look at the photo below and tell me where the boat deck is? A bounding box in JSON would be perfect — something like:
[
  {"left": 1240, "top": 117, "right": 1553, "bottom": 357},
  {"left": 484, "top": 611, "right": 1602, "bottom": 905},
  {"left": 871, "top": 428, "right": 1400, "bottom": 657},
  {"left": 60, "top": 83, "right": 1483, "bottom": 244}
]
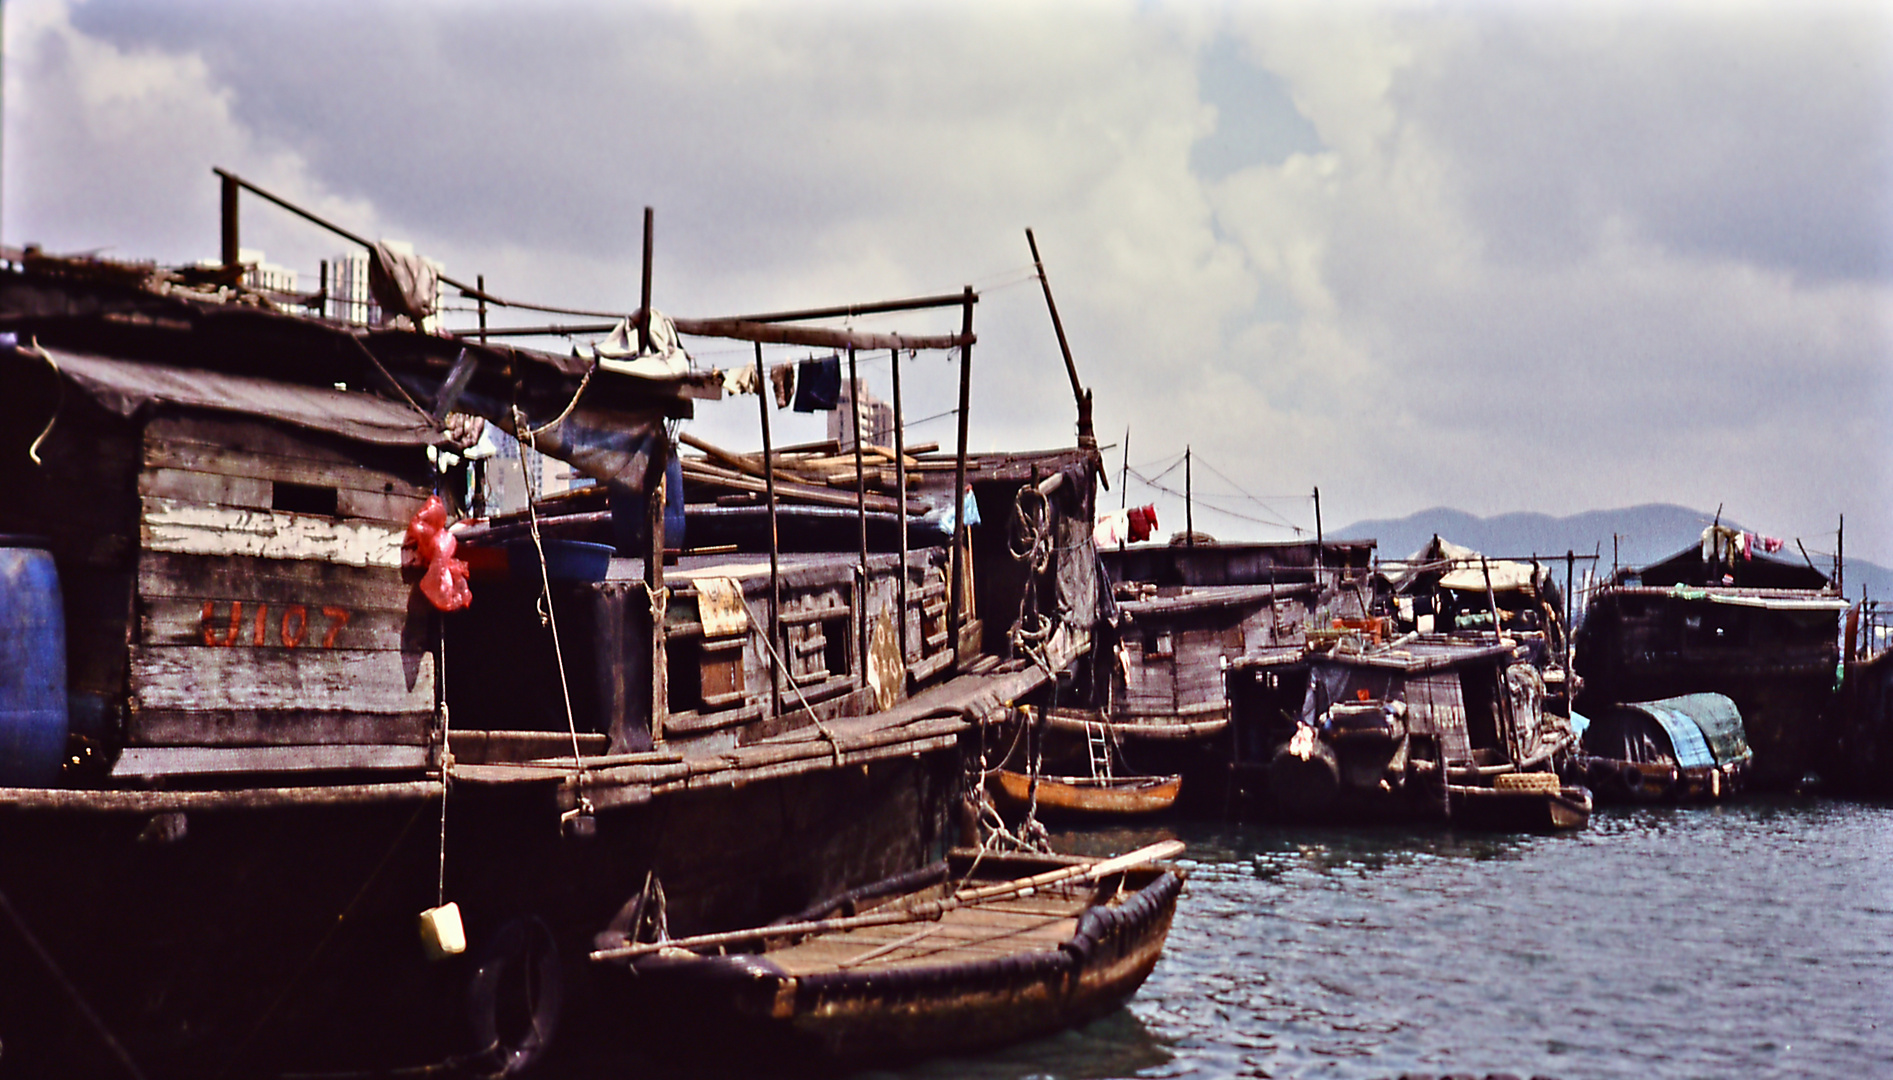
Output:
[{"left": 764, "top": 886, "right": 1094, "bottom": 975}]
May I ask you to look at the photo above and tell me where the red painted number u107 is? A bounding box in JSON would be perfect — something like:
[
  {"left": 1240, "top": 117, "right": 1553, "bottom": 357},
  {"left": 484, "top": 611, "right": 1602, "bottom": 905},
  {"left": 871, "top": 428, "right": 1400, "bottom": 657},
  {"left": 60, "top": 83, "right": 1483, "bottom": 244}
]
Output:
[{"left": 199, "top": 601, "right": 351, "bottom": 648}]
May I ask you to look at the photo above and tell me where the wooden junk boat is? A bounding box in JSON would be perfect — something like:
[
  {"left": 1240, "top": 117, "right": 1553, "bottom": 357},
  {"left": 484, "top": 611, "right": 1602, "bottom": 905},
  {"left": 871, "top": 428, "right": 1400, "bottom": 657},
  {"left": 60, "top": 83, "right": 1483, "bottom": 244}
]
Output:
[
  {"left": 1573, "top": 524, "right": 1849, "bottom": 789},
  {"left": 1374, "top": 536, "right": 1581, "bottom": 716},
  {"left": 0, "top": 187, "right": 1122, "bottom": 1078},
  {"left": 590, "top": 841, "right": 1186, "bottom": 1069},
  {"left": 1039, "top": 538, "right": 1376, "bottom": 811},
  {"left": 1568, "top": 692, "right": 1752, "bottom": 803},
  {"left": 1227, "top": 632, "right": 1591, "bottom": 830}
]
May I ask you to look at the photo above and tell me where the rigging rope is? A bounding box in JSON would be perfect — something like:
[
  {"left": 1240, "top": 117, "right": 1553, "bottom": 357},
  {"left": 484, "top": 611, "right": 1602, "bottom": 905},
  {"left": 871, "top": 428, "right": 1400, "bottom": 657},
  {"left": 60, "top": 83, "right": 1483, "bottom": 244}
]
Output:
[
  {"left": 740, "top": 597, "right": 846, "bottom": 766},
  {"left": 511, "top": 404, "right": 588, "bottom": 774}
]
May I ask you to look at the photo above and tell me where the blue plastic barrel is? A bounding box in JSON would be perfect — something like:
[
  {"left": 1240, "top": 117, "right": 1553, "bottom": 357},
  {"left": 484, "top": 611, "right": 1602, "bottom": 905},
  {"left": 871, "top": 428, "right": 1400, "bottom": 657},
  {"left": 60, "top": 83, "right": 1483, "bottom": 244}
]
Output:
[{"left": 0, "top": 541, "right": 68, "bottom": 787}]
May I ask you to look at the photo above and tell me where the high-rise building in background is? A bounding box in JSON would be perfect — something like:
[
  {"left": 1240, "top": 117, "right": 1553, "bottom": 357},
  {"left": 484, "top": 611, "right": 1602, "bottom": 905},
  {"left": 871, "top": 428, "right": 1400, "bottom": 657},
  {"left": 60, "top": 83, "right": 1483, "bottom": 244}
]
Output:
[
  {"left": 326, "top": 242, "right": 441, "bottom": 329},
  {"left": 481, "top": 428, "right": 587, "bottom": 514},
  {"left": 829, "top": 377, "right": 895, "bottom": 452},
  {"left": 326, "top": 250, "right": 376, "bottom": 325},
  {"left": 237, "top": 248, "right": 298, "bottom": 294}
]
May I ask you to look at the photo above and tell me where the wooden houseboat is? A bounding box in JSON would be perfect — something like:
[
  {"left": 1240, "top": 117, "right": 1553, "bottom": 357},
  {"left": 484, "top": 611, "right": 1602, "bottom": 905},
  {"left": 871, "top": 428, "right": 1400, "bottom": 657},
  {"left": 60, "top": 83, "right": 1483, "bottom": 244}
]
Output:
[
  {"left": 1033, "top": 539, "right": 1375, "bottom": 811},
  {"left": 1374, "top": 536, "right": 1579, "bottom": 714},
  {"left": 1568, "top": 693, "right": 1751, "bottom": 803},
  {"left": 0, "top": 214, "right": 1117, "bottom": 1079},
  {"left": 1573, "top": 525, "right": 1848, "bottom": 789},
  {"left": 1227, "top": 633, "right": 1589, "bottom": 830}
]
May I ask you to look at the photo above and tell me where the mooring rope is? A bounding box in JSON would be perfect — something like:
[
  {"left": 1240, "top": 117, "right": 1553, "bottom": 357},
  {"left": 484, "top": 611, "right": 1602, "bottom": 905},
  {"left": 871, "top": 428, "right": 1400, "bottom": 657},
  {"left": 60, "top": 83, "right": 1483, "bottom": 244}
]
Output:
[{"left": 0, "top": 884, "right": 147, "bottom": 1080}]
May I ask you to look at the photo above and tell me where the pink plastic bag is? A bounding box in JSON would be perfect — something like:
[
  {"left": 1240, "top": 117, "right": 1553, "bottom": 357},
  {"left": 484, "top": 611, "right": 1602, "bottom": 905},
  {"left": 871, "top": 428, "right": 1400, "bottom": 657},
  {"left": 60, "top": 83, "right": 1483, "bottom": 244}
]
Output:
[{"left": 404, "top": 496, "right": 472, "bottom": 611}]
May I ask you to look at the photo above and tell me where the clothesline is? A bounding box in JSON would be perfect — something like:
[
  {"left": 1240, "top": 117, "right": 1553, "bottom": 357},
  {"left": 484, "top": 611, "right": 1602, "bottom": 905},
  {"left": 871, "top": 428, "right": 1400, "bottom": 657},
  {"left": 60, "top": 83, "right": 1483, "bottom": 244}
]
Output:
[{"left": 1124, "top": 466, "right": 1306, "bottom": 533}]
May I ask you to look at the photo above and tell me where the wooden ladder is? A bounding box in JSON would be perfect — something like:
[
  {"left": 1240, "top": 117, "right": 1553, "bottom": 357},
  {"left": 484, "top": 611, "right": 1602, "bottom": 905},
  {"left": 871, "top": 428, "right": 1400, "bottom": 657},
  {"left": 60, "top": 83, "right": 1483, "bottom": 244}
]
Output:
[{"left": 1085, "top": 720, "right": 1114, "bottom": 780}]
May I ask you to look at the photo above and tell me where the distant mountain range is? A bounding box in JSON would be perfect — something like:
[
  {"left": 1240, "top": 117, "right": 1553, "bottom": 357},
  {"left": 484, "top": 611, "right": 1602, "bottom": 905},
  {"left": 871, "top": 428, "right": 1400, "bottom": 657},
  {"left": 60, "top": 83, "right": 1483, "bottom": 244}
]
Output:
[{"left": 1333, "top": 503, "right": 1888, "bottom": 601}]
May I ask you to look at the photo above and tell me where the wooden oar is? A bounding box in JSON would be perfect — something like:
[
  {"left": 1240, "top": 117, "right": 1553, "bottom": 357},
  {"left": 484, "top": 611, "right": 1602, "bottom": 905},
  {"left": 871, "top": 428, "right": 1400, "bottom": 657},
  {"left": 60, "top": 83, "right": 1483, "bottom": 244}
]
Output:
[
  {"left": 589, "top": 839, "right": 1185, "bottom": 963},
  {"left": 948, "top": 840, "right": 1185, "bottom": 904}
]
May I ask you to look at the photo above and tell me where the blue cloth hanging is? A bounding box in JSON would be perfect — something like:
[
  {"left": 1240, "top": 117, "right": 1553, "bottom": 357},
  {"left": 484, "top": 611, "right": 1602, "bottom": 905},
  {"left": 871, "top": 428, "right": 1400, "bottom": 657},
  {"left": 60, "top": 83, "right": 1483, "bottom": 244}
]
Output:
[{"left": 792, "top": 354, "right": 842, "bottom": 412}]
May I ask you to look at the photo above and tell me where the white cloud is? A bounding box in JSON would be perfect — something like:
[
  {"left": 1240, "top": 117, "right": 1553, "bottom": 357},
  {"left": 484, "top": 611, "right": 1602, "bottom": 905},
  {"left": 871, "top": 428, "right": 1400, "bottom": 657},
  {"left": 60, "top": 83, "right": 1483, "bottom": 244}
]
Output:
[
  {"left": 4, "top": 1, "right": 379, "bottom": 272},
  {"left": 6, "top": 0, "right": 1889, "bottom": 563}
]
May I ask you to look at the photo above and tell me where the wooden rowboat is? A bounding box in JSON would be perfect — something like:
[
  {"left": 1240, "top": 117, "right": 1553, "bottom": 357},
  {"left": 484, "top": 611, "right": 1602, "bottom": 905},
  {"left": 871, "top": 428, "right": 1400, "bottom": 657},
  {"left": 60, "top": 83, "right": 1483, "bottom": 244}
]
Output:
[
  {"left": 989, "top": 769, "right": 1182, "bottom": 820},
  {"left": 590, "top": 842, "right": 1186, "bottom": 1070}
]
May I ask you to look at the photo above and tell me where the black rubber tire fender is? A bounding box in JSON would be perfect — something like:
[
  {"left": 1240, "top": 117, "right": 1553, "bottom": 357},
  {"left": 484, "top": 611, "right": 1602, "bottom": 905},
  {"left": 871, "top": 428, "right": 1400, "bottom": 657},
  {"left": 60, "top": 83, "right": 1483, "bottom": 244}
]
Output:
[{"left": 467, "top": 916, "right": 563, "bottom": 1077}]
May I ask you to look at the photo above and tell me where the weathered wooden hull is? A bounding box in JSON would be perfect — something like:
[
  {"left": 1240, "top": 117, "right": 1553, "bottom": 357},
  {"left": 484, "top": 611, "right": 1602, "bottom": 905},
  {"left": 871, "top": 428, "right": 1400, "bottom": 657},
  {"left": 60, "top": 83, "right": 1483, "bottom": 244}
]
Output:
[
  {"left": 1571, "top": 756, "right": 1747, "bottom": 803},
  {"left": 1228, "top": 765, "right": 1592, "bottom": 831},
  {"left": 607, "top": 851, "right": 1184, "bottom": 1071},
  {"left": 1447, "top": 782, "right": 1593, "bottom": 831},
  {"left": 1832, "top": 649, "right": 1893, "bottom": 798},
  {"left": 989, "top": 769, "right": 1182, "bottom": 819},
  {"left": 0, "top": 750, "right": 963, "bottom": 1079}
]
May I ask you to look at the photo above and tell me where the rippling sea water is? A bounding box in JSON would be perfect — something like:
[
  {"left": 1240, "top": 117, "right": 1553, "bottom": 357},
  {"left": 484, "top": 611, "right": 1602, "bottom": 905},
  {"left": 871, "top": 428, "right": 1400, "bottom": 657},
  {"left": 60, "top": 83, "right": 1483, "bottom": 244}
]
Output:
[{"left": 865, "top": 797, "right": 1893, "bottom": 1080}]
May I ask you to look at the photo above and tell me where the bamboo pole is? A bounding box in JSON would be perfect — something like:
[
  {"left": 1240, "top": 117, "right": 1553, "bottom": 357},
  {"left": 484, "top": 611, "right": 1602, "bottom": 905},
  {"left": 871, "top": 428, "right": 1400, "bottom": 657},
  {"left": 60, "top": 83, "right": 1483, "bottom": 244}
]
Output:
[
  {"left": 949, "top": 286, "right": 974, "bottom": 667},
  {"left": 1024, "top": 227, "right": 1093, "bottom": 446},
  {"left": 639, "top": 207, "right": 654, "bottom": 355},
  {"left": 758, "top": 342, "right": 781, "bottom": 721},
  {"left": 678, "top": 459, "right": 924, "bottom": 515},
  {"left": 892, "top": 348, "right": 910, "bottom": 664},
  {"left": 851, "top": 346, "right": 870, "bottom": 689},
  {"left": 1185, "top": 446, "right": 1193, "bottom": 549}
]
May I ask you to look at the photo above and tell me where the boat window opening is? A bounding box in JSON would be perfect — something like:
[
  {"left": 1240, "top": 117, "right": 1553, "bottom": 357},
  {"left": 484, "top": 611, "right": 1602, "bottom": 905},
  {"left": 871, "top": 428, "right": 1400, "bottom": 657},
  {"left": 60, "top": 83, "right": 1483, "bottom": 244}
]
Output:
[
  {"left": 1149, "top": 630, "right": 1174, "bottom": 658},
  {"left": 271, "top": 481, "right": 339, "bottom": 517},
  {"left": 667, "top": 637, "right": 702, "bottom": 713},
  {"left": 822, "top": 615, "right": 851, "bottom": 679},
  {"left": 1460, "top": 668, "right": 1503, "bottom": 752}
]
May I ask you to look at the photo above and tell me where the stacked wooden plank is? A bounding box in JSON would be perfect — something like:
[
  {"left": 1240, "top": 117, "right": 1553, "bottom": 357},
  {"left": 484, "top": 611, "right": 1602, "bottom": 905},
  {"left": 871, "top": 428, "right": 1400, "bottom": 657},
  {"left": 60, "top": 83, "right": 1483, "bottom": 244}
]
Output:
[{"left": 676, "top": 433, "right": 942, "bottom": 516}]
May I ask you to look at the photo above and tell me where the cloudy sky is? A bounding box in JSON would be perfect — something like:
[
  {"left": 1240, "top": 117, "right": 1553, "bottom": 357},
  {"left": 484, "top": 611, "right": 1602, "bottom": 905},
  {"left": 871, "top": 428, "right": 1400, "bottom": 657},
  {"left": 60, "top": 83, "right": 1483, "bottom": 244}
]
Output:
[{"left": 6, "top": 0, "right": 1889, "bottom": 564}]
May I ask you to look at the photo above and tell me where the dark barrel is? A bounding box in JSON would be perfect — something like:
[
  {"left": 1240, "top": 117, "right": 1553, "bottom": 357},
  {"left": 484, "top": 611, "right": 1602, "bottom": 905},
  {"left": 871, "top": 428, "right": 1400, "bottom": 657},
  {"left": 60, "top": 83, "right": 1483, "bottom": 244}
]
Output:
[{"left": 0, "top": 540, "right": 68, "bottom": 786}]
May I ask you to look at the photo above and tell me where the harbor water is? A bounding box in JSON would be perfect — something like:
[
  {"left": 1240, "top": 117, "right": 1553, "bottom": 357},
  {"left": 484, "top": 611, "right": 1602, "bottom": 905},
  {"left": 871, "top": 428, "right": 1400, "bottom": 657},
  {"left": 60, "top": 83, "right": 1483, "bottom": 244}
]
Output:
[{"left": 850, "top": 797, "right": 1893, "bottom": 1080}]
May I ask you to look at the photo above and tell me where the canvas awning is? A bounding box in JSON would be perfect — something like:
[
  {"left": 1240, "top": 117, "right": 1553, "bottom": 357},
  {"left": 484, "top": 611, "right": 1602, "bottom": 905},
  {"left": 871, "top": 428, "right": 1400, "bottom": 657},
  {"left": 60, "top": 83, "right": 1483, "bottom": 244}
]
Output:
[
  {"left": 1383, "top": 536, "right": 1547, "bottom": 595},
  {"left": 1609, "top": 693, "right": 1751, "bottom": 768},
  {"left": 29, "top": 346, "right": 446, "bottom": 446}
]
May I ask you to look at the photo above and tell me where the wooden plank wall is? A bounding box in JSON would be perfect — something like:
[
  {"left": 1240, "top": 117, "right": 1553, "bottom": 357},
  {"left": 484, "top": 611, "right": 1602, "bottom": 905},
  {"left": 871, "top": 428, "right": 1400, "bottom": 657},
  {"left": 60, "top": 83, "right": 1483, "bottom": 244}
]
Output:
[
  {"left": 1120, "top": 636, "right": 1176, "bottom": 717},
  {"left": 660, "top": 550, "right": 956, "bottom": 752},
  {"left": 127, "top": 410, "right": 436, "bottom": 747},
  {"left": 1406, "top": 672, "right": 1472, "bottom": 765}
]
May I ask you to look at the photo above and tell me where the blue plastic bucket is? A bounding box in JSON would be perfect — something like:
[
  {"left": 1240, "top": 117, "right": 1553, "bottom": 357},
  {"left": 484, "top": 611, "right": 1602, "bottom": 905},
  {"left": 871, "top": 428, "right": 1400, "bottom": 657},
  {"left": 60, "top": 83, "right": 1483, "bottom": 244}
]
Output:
[
  {"left": 0, "top": 542, "right": 68, "bottom": 787},
  {"left": 506, "top": 539, "right": 614, "bottom": 584}
]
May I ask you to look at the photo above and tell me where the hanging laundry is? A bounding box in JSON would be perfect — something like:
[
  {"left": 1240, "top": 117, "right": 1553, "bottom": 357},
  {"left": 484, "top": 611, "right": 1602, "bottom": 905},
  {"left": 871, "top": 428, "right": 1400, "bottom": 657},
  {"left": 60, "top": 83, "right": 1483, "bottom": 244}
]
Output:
[
  {"left": 770, "top": 362, "right": 796, "bottom": 409},
  {"left": 1761, "top": 534, "right": 1785, "bottom": 554},
  {"left": 1699, "top": 524, "right": 1739, "bottom": 568},
  {"left": 367, "top": 242, "right": 439, "bottom": 328},
  {"left": 1093, "top": 508, "right": 1131, "bottom": 548},
  {"left": 575, "top": 309, "right": 693, "bottom": 379},
  {"left": 793, "top": 354, "right": 842, "bottom": 412},
  {"left": 923, "top": 486, "right": 983, "bottom": 535},
  {"left": 1126, "top": 504, "right": 1159, "bottom": 543},
  {"left": 722, "top": 363, "right": 761, "bottom": 396}
]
